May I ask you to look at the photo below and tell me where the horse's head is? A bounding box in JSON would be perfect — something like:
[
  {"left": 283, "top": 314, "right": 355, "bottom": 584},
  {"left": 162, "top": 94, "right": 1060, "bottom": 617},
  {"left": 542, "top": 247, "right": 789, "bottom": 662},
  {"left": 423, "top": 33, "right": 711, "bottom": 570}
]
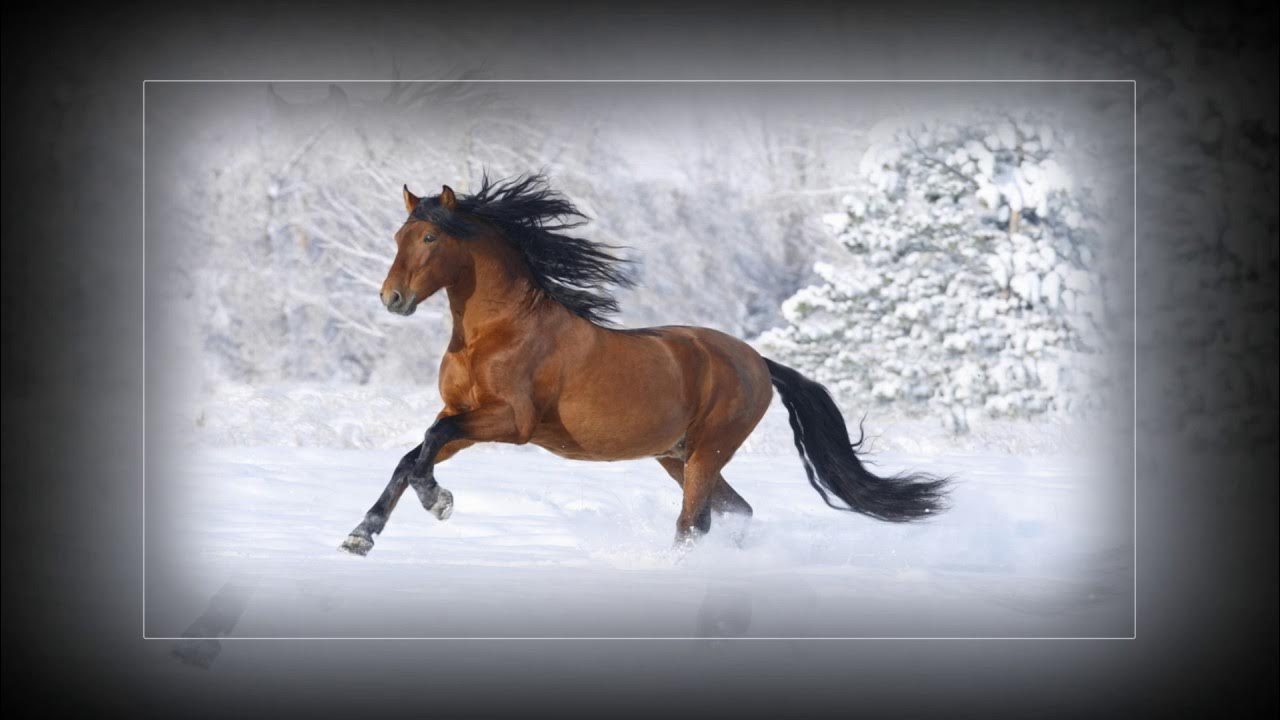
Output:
[{"left": 380, "top": 185, "right": 472, "bottom": 315}]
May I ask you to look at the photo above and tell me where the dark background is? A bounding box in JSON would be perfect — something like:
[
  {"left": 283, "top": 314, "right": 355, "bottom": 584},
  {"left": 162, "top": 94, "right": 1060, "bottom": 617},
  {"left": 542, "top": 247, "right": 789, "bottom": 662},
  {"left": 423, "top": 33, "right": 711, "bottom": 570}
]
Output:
[{"left": 3, "top": 2, "right": 1276, "bottom": 717}]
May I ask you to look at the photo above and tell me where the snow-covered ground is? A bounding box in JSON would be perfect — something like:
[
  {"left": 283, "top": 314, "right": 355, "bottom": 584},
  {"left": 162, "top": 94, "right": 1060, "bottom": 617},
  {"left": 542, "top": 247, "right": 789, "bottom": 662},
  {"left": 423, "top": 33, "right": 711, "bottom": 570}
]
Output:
[{"left": 147, "top": 385, "right": 1134, "bottom": 641}]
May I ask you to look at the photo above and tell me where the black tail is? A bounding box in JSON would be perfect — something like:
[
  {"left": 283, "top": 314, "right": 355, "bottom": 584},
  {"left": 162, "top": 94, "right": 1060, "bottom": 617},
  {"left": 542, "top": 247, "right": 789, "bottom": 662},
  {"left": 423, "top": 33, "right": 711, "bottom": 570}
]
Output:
[{"left": 765, "top": 358, "right": 950, "bottom": 521}]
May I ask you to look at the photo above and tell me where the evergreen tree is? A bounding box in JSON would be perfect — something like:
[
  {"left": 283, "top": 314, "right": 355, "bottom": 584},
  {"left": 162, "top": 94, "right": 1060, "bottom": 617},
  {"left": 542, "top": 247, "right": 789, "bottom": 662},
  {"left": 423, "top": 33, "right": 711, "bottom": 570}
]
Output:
[{"left": 759, "top": 113, "right": 1110, "bottom": 432}]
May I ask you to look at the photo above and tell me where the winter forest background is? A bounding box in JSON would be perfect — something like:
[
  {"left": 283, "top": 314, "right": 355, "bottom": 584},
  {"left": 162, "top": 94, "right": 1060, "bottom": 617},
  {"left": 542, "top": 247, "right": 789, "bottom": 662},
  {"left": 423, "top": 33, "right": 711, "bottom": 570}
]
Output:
[{"left": 146, "top": 82, "right": 1138, "bottom": 453}]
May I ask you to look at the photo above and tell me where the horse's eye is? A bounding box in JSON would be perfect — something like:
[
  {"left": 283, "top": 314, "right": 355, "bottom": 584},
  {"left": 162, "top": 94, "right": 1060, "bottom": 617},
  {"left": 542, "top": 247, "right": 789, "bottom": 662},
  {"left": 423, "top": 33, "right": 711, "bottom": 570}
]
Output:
[{"left": 423, "top": 233, "right": 437, "bottom": 244}]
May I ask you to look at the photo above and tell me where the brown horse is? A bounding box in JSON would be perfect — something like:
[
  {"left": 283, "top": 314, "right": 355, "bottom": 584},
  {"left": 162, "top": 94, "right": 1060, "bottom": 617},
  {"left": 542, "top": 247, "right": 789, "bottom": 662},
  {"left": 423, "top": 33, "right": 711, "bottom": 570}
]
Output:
[{"left": 340, "top": 174, "right": 948, "bottom": 556}]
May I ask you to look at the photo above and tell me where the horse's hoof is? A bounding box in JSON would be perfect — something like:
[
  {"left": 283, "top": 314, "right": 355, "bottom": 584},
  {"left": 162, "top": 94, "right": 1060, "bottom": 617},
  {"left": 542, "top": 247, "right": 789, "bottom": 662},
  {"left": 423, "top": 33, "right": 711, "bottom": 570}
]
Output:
[
  {"left": 428, "top": 488, "right": 454, "bottom": 521},
  {"left": 339, "top": 533, "right": 374, "bottom": 556}
]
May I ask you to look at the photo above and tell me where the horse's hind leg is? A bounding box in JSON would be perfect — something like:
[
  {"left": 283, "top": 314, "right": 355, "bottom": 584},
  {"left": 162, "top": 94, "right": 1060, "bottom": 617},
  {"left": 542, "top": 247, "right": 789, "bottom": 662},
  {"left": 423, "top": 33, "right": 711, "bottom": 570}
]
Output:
[
  {"left": 674, "top": 448, "right": 741, "bottom": 545},
  {"left": 655, "top": 458, "right": 752, "bottom": 518},
  {"left": 660, "top": 457, "right": 753, "bottom": 550},
  {"left": 710, "top": 477, "right": 752, "bottom": 518}
]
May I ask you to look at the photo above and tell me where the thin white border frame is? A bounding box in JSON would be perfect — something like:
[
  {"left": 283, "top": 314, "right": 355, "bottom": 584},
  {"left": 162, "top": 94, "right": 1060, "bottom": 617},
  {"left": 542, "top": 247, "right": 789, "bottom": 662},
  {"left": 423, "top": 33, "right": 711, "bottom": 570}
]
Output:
[{"left": 142, "top": 78, "right": 1139, "bottom": 641}]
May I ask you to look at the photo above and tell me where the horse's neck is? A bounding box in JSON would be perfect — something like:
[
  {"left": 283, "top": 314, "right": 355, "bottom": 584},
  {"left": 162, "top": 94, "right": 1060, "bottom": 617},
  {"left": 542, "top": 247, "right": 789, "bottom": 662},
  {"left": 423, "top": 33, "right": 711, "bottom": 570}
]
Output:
[{"left": 444, "top": 242, "right": 549, "bottom": 349}]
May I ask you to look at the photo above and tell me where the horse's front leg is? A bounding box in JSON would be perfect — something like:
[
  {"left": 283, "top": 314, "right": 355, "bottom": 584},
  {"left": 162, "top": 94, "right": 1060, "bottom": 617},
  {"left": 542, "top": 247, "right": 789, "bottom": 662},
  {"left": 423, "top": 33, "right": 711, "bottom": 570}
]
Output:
[
  {"left": 337, "top": 415, "right": 473, "bottom": 556},
  {"left": 340, "top": 401, "right": 531, "bottom": 556},
  {"left": 404, "top": 401, "right": 535, "bottom": 517},
  {"left": 404, "top": 414, "right": 467, "bottom": 522},
  {"left": 339, "top": 442, "right": 423, "bottom": 555}
]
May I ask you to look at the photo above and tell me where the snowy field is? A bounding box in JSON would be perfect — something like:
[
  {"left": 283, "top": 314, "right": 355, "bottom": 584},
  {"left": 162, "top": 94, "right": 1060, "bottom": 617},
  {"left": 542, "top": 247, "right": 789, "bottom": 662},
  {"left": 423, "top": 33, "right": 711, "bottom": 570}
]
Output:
[{"left": 148, "top": 386, "right": 1134, "bottom": 642}]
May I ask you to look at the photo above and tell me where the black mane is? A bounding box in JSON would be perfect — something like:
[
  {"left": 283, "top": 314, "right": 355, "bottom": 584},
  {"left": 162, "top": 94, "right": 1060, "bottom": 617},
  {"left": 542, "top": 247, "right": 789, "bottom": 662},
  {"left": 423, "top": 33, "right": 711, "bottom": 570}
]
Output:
[{"left": 410, "top": 173, "right": 636, "bottom": 324}]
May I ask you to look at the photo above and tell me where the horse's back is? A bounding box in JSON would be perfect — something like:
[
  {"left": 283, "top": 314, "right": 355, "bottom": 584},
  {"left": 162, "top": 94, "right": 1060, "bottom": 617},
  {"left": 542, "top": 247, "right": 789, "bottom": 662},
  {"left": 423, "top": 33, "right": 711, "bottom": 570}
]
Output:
[{"left": 532, "top": 323, "right": 771, "bottom": 461}]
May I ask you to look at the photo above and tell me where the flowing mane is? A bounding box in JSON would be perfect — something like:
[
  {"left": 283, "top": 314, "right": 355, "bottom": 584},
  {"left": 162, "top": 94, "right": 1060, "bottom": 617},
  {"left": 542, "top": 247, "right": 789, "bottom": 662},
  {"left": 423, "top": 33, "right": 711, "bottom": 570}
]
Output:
[{"left": 410, "top": 173, "right": 636, "bottom": 324}]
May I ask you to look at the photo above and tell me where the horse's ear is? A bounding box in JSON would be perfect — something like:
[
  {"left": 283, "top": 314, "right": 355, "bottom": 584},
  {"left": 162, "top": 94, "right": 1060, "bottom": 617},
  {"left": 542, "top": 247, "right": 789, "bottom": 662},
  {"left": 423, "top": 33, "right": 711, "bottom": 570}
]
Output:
[
  {"left": 403, "top": 184, "right": 421, "bottom": 213},
  {"left": 440, "top": 185, "right": 458, "bottom": 211}
]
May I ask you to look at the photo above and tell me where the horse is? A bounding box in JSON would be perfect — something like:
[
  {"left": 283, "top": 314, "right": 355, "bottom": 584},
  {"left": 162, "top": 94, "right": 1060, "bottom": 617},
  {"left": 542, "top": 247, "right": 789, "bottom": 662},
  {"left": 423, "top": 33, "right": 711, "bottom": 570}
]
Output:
[{"left": 339, "top": 174, "right": 949, "bottom": 556}]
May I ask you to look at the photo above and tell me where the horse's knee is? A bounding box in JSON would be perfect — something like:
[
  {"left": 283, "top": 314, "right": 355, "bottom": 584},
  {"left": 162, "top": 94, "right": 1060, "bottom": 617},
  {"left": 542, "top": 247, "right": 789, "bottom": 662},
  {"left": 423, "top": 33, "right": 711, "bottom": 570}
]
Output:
[{"left": 410, "top": 474, "right": 452, "bottom": 520}]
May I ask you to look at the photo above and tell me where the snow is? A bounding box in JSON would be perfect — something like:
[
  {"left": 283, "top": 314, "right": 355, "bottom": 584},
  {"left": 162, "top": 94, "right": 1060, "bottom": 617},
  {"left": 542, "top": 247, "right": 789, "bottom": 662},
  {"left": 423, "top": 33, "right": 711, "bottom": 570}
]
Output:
[
  {"left": 151, "top": 440, "right": 1129, "bottom": 639},
  {"left": 149, "top": 384, "right": 1133, "bottom": 640}
]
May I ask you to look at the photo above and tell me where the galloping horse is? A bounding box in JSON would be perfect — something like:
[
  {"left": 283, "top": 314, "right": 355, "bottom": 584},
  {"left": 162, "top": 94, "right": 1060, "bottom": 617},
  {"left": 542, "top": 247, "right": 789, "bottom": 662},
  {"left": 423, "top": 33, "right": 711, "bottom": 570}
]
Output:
[{"left": 340, "top": 174, "right": 948, "bottom": 556}]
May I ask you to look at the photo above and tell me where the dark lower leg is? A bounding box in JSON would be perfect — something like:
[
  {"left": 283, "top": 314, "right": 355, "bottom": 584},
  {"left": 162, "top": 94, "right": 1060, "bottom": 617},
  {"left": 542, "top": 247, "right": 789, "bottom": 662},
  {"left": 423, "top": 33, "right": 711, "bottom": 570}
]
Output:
[
  {"left": 340, "top": 443, "right": 422, "bottom": 555},
  {"left": 341, "top": 406, "right": 520, "bottom": 556},
  {"left": 676, "top": 497, "right": 714, "bottom": 544},
  {"left": 711, "top": 476, "right": 753, "bottom": 548},
  {"left": 710, "top": 477, "right": 753, "bottom": 517},
  {"left": 403, "top": 403, "right": 529, "bottom": 518},
  {"left": 406, "top": 416, "right": 462, "bottom": 517}
]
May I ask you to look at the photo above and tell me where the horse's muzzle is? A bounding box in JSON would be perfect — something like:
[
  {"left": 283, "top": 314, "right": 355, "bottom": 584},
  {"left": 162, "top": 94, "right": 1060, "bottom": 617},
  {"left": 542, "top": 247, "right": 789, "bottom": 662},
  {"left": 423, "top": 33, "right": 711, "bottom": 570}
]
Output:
[{"left": 381, "top": 289, "right": 418, "bottom": 316}]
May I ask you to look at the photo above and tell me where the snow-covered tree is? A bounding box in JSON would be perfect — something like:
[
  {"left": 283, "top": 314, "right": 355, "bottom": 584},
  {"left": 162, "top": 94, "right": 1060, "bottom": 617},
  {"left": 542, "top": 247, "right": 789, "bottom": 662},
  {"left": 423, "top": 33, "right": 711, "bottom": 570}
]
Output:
[{"left": 759, "top": 112, "right": 1113, "bottom": 432}]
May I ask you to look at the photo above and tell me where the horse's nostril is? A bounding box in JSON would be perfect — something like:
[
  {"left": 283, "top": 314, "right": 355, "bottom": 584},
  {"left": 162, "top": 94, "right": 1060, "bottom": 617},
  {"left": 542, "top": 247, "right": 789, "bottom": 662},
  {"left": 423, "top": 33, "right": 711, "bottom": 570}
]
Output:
[{"left": 385, "top": 290, "right": 403, "bottom": 309}]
